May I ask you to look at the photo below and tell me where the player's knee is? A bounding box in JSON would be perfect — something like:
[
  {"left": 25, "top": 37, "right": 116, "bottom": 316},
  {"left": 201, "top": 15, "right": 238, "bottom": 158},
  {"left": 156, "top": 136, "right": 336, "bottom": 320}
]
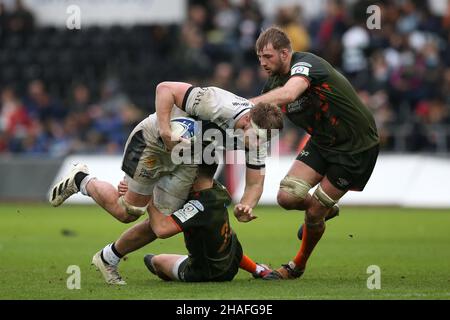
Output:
[
  {"left": 118, "top": 213, "right": 139, "bottom": 224},
  {"left": 117, "top": 196, "right": 147, "bottom": 217},
  {"left": 306, "top": 185, "right": 337, "bottom": 222},
  {"left": 278, "top": 176, "right": 311, "bottom": 209},
  {"left": 277, "top": 190, "right": 298, "bottom": 210}
]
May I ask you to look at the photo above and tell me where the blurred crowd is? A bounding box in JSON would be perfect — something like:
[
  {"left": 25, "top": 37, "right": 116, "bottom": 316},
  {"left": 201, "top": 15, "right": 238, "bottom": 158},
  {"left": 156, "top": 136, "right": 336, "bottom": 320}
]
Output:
[{"left": 1, "top": 0, "right": 450, "bottom": 156}]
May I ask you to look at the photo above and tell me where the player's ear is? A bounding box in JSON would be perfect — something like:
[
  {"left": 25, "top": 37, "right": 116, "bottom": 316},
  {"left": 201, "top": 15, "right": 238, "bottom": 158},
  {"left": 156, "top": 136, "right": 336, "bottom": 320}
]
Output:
[
  {"left": 236, "top": 113, "right": 251, "bottom": 131},
  {"left": 243, "top": 114, "right": 252, "bottom": 128},
  {"left": 280, "top": 48, "right": 290, "bottom": 61}
]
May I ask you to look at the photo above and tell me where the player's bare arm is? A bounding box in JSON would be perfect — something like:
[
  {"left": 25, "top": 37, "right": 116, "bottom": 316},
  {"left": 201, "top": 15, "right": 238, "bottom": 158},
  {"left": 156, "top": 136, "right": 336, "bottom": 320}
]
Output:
[
  {"left": 147, "top": 200, "right": 181, "bottom": 239},
  {"left": 250, "top": 76, "right": 309, "bottom": 106},
  {"left": 155, "top": 81, "right": 192, "bottom": 150},
  {"left": 234, "top": 167, "right": 264, "bottom": 222}
]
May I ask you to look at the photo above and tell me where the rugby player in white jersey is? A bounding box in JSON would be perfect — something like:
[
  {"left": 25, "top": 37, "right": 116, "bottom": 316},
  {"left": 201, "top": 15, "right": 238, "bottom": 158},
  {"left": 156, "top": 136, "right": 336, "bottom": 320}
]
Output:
[{"left": 49, "top": 82, "right": 283, "bottom": 284}]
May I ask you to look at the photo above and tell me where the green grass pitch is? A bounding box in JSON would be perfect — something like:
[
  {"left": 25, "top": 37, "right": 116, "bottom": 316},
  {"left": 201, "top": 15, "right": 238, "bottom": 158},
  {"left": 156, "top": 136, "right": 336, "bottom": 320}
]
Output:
[{"left": 0, "top": 203, "right": 449, "bottom": 300}]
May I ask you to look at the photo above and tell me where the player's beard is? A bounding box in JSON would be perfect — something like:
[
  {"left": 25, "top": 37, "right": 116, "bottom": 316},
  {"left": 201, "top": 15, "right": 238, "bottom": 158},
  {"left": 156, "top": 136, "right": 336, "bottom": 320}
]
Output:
[{"left": 267, "top": 56, "right": 285, "bottom": 76}]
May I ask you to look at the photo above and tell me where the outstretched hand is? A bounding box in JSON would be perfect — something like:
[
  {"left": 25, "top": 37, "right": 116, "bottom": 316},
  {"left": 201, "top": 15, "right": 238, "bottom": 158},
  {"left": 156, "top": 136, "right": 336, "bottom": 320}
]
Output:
[{"left": 234, "top": 204, "right": 257, "bottom": 223}]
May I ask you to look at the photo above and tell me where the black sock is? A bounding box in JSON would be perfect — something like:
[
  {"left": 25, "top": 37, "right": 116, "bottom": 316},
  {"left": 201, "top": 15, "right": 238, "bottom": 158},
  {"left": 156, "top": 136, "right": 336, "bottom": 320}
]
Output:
[
  {"left": 100, "top": 250, "right": 110, "bottom": 265},
  {"left": 74, "top": 172, "right": 88, "bottom": 189},
  {"left": 111, "top": 242, "right": 124, "bottom": 259}
]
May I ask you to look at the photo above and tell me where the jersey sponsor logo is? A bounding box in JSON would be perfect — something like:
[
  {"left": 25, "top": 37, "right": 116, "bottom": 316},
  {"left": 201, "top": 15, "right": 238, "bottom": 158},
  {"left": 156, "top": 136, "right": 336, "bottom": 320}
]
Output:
[
  {"left": 173, "top": 201, "right": 202, "bottom": 223},
  {"left": 299, "top": 150, "right": 309, "bottom": 157},
  {"left": 286, "top": 98, "right": 306, "bottom": 113},
  {"left": 232, "top": 101, "right": 250, "bottom": 107},
  {"left": 143, "top": 156, "right": 157, "bottom": 168},
  {"left": 291, "top": 63, "right": 310, "bottom": 77}
]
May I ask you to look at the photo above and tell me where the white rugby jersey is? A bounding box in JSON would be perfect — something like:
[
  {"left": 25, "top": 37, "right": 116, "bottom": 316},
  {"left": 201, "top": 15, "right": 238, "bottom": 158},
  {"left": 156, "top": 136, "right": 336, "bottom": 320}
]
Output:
[
  {"left": 183, "top": 86, "right": 252, "bottom": 131},
  {"left": 182, "top": 87, "right": 268, "bottom": 168}
]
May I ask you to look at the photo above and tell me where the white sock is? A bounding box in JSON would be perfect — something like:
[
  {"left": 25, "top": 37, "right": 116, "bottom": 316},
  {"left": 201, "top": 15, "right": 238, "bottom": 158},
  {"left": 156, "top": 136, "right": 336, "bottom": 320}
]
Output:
[
  {"left": 255, "top": 264, "right": 265, "bottom": 274},
  {"left": 101, "top": 243, "right": 121, "bottom": 266},
  {"left": 80, "top": 175, "right": 96, "bottom": 196}
]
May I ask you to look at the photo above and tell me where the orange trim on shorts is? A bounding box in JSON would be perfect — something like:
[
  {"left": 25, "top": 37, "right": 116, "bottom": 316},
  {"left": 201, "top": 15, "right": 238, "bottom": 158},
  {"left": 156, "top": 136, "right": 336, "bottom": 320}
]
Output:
[{"left": 168, "top": 215, "right": 183, "bottom": 232}]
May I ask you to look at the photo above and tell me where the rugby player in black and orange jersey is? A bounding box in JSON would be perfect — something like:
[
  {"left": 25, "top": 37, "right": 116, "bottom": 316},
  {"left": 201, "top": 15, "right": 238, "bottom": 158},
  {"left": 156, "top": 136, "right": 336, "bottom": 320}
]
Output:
[
  {"left": 142, "top": 161, "right": 271, "bottom": 282},
  {"left": 250, "top": 27, "right": 379, "bottom": 280}
]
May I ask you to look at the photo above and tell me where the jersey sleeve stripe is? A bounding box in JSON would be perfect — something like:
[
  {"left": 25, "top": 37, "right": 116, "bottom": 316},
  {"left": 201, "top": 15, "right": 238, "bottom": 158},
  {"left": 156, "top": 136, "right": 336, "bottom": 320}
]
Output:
[
  {"left": 181, "top": 86, "right": 196, "bottom": 111},
  {"left": 245, "top": 163, "right": 265, "bottom": 169}
]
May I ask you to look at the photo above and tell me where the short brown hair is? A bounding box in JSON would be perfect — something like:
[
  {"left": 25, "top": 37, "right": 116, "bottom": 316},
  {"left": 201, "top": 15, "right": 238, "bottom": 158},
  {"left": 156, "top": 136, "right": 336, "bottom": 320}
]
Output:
[
  {"left": 256, "top": 26, "right": 292, "bottom": 53},
  {"left": 250, "top": 102, "right": 284, "bottom": 139}
]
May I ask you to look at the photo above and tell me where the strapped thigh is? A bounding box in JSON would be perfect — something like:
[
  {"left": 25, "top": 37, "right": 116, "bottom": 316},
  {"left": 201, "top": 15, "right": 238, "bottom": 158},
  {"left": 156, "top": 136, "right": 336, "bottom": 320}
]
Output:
[
  {"left": 312, "top": 184, "right": 337, "bottom": 208},
  {"left": 279, "top": 176, "right": 312, "bottom": 200}
]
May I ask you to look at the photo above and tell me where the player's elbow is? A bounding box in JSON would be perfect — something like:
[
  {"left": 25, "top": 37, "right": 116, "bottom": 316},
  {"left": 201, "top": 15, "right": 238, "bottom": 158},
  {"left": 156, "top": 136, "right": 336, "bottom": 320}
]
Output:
[{"left": 118, "top": 214, "right": 139, "bottom": 224}]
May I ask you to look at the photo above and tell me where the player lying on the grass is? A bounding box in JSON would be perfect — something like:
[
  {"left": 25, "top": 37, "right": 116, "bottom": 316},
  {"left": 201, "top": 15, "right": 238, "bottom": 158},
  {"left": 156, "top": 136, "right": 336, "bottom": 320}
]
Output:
[
  {"left": 49, "top": 83, "right": 283, "bottom": 284},
  {"left": 247, "top": 27, "right": 379, "bottom": 280},
  {"left": 136, "top": 161, "right": 271, "bottom": 281}
]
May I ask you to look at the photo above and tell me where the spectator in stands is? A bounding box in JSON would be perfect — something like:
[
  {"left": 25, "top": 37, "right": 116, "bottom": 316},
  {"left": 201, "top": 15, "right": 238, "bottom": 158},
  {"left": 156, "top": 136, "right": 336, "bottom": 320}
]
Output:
[
  {"left": 174, "top": 22, "right": 211, "bottom": 78},
  {"left": 0, "top": 0, "right": 448, "bottom": 155},
  {"left": 235, "top": 0, "right": 263, "bottom": 65},
  {"left": 209, "top": 0, "right": 240, "bottom": 58},
  {"left": 235, "top": 67, "right": 261, "bottom": 98},
  {"left": 441, "top": 68, "right": 450, "bottom": 106},
  {"left": 396, "top": 0, "right": 420, "bottom": 35},
  {"left": 0, "top": 86, "right": 31, "bottom": 152},
  {"left": 187, "top": 3, "right": 211, "bottom": 33},
  {"left": 275, "top": 5, "right": 310, "bottom": 53},
  {"left": 309, "top": 0, "right": 347, "bottom": 65},
  {"left": 359, "top": 89, "right": 395, "bottom": 151},
  {"left": 24, "top": 80, "right": 66, "bottom": 124},
  {"left": 341, "top": 4, "right": 370, "bottom": 88},
  {"left": 5, "top": 0, "right": 34, "bottom": 35},
  {"left": 0, "top": 2, "right": 7, "bottom": 41},
  {"left": 210, "top": 62, "right": 234, "bottom": 91},
  {"left": 89, "top": 78, "right": 142, "bottom": 154}
]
